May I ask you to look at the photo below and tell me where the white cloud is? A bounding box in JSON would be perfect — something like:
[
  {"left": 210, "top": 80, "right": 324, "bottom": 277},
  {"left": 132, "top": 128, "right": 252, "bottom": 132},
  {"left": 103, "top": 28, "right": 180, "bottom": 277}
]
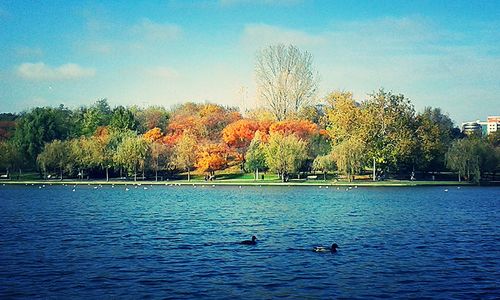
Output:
[
  {"left": 131, "top": 19, "right": 181, "bottom": 41},
  {"left": 241, "top": 24, "right": 327, "bottom": 48},
  {"left": 16, "top": 62, "right": 95, "bottom": 80},
  {"left": 240, "top": 17, "right": 500, "bottom": 124}
]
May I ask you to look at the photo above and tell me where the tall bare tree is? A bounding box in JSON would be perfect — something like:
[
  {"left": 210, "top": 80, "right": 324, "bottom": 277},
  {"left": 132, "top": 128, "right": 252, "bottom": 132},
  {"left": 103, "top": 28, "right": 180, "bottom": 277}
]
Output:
[{"left": 256, "top": 44, "right": 318, "bottom": 121}]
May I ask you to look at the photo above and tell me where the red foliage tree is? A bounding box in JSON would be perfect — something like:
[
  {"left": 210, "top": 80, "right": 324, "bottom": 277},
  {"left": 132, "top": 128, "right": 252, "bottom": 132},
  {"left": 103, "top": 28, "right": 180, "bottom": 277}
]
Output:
[{"left": 269, "top": 119, "right": 319, "bottom": 140}]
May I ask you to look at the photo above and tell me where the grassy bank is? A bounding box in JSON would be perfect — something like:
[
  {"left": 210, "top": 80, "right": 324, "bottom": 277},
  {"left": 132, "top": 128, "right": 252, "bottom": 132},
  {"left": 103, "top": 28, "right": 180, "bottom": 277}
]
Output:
[{"left": 1, "top": 178, "right": 473, "bottom": 187}]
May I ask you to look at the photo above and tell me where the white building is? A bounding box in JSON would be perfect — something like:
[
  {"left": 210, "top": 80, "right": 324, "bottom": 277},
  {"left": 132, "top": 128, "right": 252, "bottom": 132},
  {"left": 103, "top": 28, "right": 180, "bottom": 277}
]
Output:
[
  {"left": 486, "top": 116, "right": 500, "bottom": 135},
  {"left": 461, "top": 116, "right": 499, "bottom": 136}
]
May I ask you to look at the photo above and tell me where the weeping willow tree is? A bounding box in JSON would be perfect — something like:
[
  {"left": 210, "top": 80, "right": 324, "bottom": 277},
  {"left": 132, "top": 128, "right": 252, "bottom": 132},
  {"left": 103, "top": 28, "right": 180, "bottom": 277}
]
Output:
[
  {"left": 114, "top": 136, "right": 149, "bottom": 181},
  {"left": 446, "top": 137, "right": 498, "bottom": 183},
  {"left": 37, "top": 140, "right": 71, "bottom": 180},
  {"left": 264, "top": 132, "right": 307, "bottom": 182},
  {"left": 245, "top": 131, "right": 267, "bottom": 180},
  {"left": 332, "top": 138, "right": 365, "bottom": 182}
]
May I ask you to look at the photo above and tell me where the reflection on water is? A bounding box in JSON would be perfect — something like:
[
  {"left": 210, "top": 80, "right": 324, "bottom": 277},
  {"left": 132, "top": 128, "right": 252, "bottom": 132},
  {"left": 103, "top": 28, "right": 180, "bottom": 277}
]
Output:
[{"left": 0, "top": 185, "right": 499, "bottom": 298}]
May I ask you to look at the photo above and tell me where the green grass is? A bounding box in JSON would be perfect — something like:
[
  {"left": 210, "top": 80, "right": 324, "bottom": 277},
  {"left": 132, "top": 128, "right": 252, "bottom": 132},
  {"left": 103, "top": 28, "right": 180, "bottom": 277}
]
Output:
[{"left": 1, "top": 171, "right": 474, "bottom": 187}]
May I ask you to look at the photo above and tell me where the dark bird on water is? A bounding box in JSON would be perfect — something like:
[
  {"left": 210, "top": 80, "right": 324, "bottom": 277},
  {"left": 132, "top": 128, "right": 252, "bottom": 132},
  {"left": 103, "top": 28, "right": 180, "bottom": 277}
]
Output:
[
  {"left": 240, "top": 236, "right": 257, "bottom": 245},
  {"left": 313, "top": 243, "right": 338, "bottom": 252}
]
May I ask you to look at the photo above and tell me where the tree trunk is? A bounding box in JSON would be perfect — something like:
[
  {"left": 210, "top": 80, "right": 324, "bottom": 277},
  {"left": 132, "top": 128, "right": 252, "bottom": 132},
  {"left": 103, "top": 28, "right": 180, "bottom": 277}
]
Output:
[
  {"left": 106, "top": 167, "right": 109, "bottom": 182},
  {"left": 372, "top": 157, "right": 376, "bottom": 181},
  {"left": 60, "top": 167, "right": 63, "bottom": 181},
  {"left": 324, "top": 171, "right": 326, "bottom": 181},
  {"left": 458, "top": 170, "right": 461, "bottom": 182},
  {"left": 155, "top": 169, "right": 158, "bottom": 181},
  {"left": 187, "top": 169, "right": 191, "bottom": 181},
  {"left": 134, "top": 165, "right": 137, "bottom": 182}
]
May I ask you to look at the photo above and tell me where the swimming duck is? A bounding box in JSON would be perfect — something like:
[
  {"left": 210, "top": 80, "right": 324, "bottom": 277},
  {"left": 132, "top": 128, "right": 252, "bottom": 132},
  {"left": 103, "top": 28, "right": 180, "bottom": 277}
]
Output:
[
  {"left": 313, "top": 243, "right": 338, "bottom": 252},
  {"left": 240, "top": 236, "right": 257, "bottom": 245}
]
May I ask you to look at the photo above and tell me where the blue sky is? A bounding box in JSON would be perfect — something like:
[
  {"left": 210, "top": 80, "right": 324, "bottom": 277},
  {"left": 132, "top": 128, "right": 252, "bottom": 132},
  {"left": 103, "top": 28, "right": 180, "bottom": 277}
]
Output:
[{"left": 1, "top": 0, "right": 499, "bottom": 124}]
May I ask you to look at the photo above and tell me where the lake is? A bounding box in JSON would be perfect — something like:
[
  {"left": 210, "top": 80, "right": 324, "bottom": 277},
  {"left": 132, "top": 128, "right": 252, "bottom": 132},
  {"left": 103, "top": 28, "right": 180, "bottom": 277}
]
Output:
[{"left": 0, "top": 184, "right": 499, "bottom": 299}]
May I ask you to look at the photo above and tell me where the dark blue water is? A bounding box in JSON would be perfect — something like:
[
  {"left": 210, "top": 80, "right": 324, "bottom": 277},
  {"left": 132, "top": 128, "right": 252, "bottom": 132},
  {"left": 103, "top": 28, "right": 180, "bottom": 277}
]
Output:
[{"left": 0, "top": 184, "right": 499, "bottom": 299}]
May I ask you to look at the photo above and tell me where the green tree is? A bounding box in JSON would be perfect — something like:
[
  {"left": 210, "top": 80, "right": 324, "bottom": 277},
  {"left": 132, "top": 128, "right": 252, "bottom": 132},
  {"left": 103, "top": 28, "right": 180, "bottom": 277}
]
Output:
[
  {"left": 264, "top": 132, "right": 307, "bottom": 182},
  {"left": 0, "top": 140, "right": 23, "bottom": 178},
  {"left": 69, "top": 137, "right": 95, "bottom": 180},
  {"left": 446, "top": 137, "right": 499, "bottom": 183},
  {"left": 325, "top": 91, "right": 368, "bottom": 180},
  {"left": 362, "top": 89, "right": 417, "bottom": 177},
  {"left": 110, "top": 106, "right": 138, "bottom": 132},
  {"left": 114, "top": 136, "right": 149, "bottom": 181},
  {"left": 312, "top": 154, "right": 336, "bottom": 180},
  {"left": 415, "top": 107, "right": 456, "bottom": 172},
  {"left": 332, "top": 137, "right": 364, "bottom": 182},
  {"left": 173, "top": 133, "right": 198, "bottom": 181},
  {"left": 14, "top": 106, "right": 73, "bottom": 166},
  {"left": 245, "top": 131, "right": 267, "bottom": 180},
  {"left": 132, "top": 106, "right": 170, "bottom": 133},
  {"left": 37, "top": 140, "right": 70, "bottom": 180},
  {"left": 488, "top": 130, "right": 500, "bottom": 147}
]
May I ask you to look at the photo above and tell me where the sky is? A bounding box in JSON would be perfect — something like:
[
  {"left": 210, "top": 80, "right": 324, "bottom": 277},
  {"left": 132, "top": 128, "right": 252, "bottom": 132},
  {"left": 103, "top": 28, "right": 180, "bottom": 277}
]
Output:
[{"left": 0, "top": 0, "right": 499, "bottom": 125}]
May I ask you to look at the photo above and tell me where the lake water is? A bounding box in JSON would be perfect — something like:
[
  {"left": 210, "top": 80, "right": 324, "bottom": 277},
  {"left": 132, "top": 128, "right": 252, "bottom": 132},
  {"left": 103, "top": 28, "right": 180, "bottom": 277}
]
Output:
[{"left": 0, "top": 184, "right": 499, "bottom": 299}]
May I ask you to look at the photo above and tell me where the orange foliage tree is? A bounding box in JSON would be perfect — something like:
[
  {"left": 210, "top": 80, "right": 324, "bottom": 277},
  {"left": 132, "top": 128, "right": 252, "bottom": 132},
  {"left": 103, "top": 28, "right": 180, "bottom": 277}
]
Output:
[
  {"left": 195, "top": 143, "right": 230, "bottom": 177},
  {"left": 143, "top": 127, "right": 164, "bottom": 142},
  {"left": 222, "top": 119, "right": 273, "bottom": 169},
  {"left": 167, "top": 102, "right": 241, "bottom": 143},
  {"left": 269, "top": 119, "right": 319, "bottom": 140}
]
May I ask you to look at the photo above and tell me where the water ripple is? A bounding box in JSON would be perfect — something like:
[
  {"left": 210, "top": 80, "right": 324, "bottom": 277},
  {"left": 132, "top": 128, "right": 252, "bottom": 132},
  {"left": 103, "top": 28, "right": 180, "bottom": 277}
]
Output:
[{"left": 0, "top": 185, "right": 499, "bottom": 299}]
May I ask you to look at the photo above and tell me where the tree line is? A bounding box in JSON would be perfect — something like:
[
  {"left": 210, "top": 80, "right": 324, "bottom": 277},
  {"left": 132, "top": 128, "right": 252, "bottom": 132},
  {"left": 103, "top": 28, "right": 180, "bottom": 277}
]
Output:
[{"left": 0, "top": 44, "right": 498, "bottom": 182}]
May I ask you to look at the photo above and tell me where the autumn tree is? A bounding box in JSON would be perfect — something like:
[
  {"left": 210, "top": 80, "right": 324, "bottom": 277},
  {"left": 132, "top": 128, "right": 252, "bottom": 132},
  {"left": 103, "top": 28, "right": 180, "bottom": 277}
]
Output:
[
  {"left": 143, "top": 127, "right": 164, "bottom": 142},
  {"left": 168, "top": 102, "right": 241, "bottom": 143},
  {"left": 269, "top": 119, "right": 318, "bottom": 141},
  {"left": 222, "top": 119, "right": 261, "bottom": 169},
  {"left": 264, "top": 132, "right": 307, "bottom": 182},
  {"left": 88, "top": 127, "right": 122, "bottom": 182},
  {"left": 148, "top": 141, "right": 170, "bottom": 181},
  {"left": 196, "top": 144, "right": 230, "bottom": 177},
  {"left": 256, "top": 44, "right": 318, "bottom": 121},
  {"left": 325, "top": 91, "right": 368, "bottom": 180},
  {"left": 173, "top": 133, "right": 198, "bottom": 181}
]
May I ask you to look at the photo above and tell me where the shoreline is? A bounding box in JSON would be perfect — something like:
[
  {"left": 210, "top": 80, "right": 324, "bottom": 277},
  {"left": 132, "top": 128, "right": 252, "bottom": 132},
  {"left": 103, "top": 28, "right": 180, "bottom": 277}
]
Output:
[{"left": 1, "top": 179, "right": 475, "bottom": 187}]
